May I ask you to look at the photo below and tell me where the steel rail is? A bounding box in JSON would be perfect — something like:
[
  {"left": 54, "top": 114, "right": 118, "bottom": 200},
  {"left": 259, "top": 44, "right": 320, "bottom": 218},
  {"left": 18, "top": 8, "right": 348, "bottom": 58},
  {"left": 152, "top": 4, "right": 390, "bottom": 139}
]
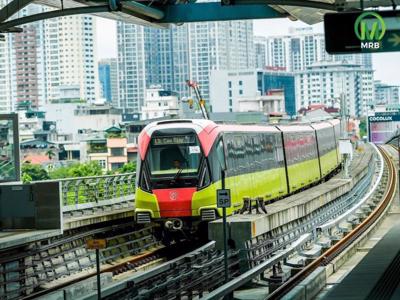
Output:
[
  {"left": 318, "top": 143, "right": 384, "bottom": 232},
  {"left": 266, "top": 145, "right": 396, "bottom": 299}
]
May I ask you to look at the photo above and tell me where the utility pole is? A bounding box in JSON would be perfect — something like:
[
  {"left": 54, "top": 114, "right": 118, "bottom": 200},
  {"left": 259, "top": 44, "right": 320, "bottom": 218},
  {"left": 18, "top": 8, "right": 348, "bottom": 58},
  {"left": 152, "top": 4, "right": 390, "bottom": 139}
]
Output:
[{"left": 339, "top": 92, "right": 351, "bottom": 179}]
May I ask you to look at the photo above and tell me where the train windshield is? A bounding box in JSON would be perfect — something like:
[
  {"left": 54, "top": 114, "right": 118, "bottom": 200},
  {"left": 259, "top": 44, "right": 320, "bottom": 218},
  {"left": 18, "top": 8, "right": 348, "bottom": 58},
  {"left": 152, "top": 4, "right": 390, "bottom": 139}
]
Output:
[{"left": 146, "top": 134, "right": 202, "bottom": 177}]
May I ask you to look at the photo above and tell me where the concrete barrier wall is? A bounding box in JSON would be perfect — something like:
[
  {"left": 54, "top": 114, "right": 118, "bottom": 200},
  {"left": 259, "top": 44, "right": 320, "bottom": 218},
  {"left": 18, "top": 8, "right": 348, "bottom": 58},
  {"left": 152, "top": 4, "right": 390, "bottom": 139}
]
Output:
[{"left": 210, "top": 147, "right": 374, "bottom": 248}]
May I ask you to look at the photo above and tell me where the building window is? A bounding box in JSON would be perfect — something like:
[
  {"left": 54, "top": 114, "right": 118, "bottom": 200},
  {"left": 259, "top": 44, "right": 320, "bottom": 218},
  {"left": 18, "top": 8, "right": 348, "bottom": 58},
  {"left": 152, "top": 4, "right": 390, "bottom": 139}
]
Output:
[
  {"left": 228, "top": 81, "right": 232, "bottom": 88},
  {"left": 229, "top": 99, "right": 232, "bottom": 106},
  {"left": 229, "top": 90, "right": 232, "bottom": 97},
  {"left": 239, "top": 80, "right": 243, "bottom": 86},
  {"left": 111, "top": 147, "right": 124, "bottom": 156},
  {"left": 111, "top": 162, "right": 124, "bottom": 170},
  {"left": 98, "top": 160, "right": 106, "bottom": 169},
  {"left": 239, "top": 90, "right": 243, "bottom": 95}
]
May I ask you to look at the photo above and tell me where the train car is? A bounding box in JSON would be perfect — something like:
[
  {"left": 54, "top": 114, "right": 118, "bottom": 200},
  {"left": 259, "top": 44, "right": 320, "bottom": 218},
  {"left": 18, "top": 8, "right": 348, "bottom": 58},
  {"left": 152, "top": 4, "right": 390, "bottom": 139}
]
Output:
[
  {"left": 311, "top": 122, "right": 339, "bottom": 178},
  {"left": 328, "top": 119, "right": 342, "bottom": 163},
  {"left": 277, "top": 125, "right": 320, "bottom": 193},
  {"left": 135, "top": 119, "right": 341, "bottom": 231}
]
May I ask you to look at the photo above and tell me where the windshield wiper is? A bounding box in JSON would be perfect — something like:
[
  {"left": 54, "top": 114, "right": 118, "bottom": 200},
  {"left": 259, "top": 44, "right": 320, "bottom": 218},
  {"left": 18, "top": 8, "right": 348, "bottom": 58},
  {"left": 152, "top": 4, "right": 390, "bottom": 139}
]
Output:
[{"left": 170, "top": 168, "right": 183, "bottom": 185}]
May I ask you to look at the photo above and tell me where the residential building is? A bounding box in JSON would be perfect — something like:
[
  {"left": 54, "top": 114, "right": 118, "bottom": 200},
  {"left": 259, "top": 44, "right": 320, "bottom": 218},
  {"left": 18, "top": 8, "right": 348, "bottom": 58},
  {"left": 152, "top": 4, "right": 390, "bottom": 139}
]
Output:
[
  {"left": 209, "top": 69, "right": 296, "bottom": 115},
  {"left": 0, "top": 29, "right": 13, "bottom": 113},
  {"left": 117, "top": 23, "right": 146, "bottom": 113},
  {"left": 83, "top": 126, "right": 129, "bottom": 172},
  {"left": 264, "top": 27, "right": 372, "bottom": 72},
  {"left": 295, "top": 60, "right": 374, "bottom": 117},
  {"left": 374, "top": 81, "right": 400, "bottom": 105},
  {"left": 49, "top": 15, "right": 99, "bottom": 103},
  {"left": 42, "top": 102, "right": 122, "bottom": 141},
  {"left": 141, "top": 86, "right": 180, "bottom": 120},
  {"left": 0, "top": 8, "right": 98, "bottom": 108},
  {"left": 254, "top": 36, "right": 267, "bottom": 69}
]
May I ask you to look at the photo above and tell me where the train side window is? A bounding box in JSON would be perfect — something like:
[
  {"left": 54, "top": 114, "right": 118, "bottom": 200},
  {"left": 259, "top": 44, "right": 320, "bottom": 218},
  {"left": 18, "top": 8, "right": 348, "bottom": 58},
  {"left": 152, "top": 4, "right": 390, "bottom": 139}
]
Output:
[{"left": 216, "top": 139, "right": 226, "bottom": 171}]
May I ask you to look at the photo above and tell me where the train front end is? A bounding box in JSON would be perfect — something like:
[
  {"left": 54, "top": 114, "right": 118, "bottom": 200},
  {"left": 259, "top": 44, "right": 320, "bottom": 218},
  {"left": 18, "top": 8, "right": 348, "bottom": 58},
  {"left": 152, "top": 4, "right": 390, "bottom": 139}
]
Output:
[{"left": 135, "top": 120, "right": 217, "bottom": 231}]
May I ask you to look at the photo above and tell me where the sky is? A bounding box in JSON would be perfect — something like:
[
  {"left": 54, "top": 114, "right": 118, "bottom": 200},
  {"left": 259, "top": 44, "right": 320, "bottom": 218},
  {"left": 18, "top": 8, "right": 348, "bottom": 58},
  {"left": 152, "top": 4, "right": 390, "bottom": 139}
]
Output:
[{"left": 96, "top": 17, "right": 400, "bottom": 86}]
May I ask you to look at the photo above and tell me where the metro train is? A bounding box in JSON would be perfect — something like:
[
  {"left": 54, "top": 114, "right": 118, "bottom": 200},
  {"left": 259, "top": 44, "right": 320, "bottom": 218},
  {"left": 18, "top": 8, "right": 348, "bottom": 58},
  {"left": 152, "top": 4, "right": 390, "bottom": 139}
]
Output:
[{"left": 134, "top": 119, "right": 341, "bottom": 232}]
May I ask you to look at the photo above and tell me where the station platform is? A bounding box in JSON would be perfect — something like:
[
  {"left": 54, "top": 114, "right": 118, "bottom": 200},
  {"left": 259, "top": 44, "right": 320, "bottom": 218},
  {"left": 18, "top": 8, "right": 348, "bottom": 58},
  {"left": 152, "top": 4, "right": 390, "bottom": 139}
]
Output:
[
  {"left": 323, "top": 222, "right": 400, "bottom": 300},
  {"left": 209, "top": 145, "right": 374, "bottom": 249},
  {"left": 0, "top": 203, "right": 135, "bottom": 251},
  {"left": 63, "top": 204, "right": 135, "bottom": 230}
]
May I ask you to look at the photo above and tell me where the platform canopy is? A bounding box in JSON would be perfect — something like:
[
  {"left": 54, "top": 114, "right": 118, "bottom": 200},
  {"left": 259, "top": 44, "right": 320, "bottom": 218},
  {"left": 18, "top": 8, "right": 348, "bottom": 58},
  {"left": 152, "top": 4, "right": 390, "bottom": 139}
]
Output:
[{"left": 0, "top": 0, "right": 398, "bottom": 33}]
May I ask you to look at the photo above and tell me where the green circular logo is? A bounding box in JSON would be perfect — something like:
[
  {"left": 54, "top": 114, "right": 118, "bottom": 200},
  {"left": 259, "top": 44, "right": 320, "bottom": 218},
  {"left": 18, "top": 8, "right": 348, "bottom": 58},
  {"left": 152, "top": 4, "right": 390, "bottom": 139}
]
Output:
[{"left": 354, "top": 12, "right": 386, "bottom": 41}]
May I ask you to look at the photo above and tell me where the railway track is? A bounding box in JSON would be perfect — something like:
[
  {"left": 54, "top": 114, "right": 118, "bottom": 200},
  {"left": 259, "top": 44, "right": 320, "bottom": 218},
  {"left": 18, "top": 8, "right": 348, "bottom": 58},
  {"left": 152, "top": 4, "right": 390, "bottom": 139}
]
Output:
[
  {"left": 202, "top": 144, "right": 395, "bottom": 299},
  {"left": 0, "top": 220, "right": 163, "bottom": 300},
  {"left": 100, "top": 241, "right": 241, "bottom": 300},
  {"left": 266, "top": 145, "right": 396, "bottom": 299}
]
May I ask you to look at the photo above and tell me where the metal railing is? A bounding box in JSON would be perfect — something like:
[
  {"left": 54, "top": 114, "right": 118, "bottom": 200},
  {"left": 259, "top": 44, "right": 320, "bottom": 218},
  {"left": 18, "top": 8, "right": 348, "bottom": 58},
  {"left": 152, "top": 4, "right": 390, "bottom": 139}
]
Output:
[{"left": 43, "top": 172, "right": 137, "bottom": 212}]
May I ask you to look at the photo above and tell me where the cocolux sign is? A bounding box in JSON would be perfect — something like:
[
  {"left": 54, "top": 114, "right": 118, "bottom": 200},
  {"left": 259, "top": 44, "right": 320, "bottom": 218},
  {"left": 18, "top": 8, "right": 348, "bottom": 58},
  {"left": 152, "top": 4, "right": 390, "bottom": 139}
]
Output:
[{"left": 325, "top": 10, "right": 400, "bottom": 54}]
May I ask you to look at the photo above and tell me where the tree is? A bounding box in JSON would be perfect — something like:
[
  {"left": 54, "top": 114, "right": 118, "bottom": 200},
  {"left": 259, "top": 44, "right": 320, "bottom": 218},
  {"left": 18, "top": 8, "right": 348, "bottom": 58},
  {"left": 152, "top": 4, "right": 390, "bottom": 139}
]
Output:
[
  {"left": 68, "top": 161, "right": 103, "bottom": 177},
  {"left": 21, "top": 163, "right": 50, "bottom": 181},
  {"left": 46, "top": 149, "right": 56, "bottom": 160},
  {"left": 359, "top": 117, "right": 367, "bottom": 139},
  {"left": 117, "top": 161, "right": 136, "bottom": 173},
  {"left": 49, "top": 165, "right": 71, "bottom": 179}
]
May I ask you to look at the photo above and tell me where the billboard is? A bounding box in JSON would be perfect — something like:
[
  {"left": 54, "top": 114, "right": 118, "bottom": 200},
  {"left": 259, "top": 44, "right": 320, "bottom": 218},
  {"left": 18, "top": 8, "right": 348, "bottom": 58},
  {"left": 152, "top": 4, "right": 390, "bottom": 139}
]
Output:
[
  {"left": 0, "top": 114, "right": 20, "bottom": 182},
  {"left": 368, "top": 113, "right": 400, "bottom": 144}
]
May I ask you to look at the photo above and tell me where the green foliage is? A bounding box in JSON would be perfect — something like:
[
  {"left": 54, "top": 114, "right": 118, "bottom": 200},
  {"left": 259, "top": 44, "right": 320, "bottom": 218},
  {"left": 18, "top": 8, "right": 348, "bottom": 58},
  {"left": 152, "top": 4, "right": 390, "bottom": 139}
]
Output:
[
  {"left": 22, "top": 172, "right": 32, "bottom": 183},
  {"left": 48, "top": 166, "right": 72, "bottom": 179},
  {"left": 117, "top": 161, "right": 136, "bottom": 173},
  {"left": 21, "top": 163, "right": 50, "bottom": 181},
  {"left": 46, "top": 149, "right": 56, "bottom": 160},
  {"left": 69, "top": 161, "right": 103, "bottom": 177},
  {"left": 23, "top": 160, "right": 135, "bottom": 182},
  {"left": 359, "top": 117, "right": 367, "bottom": 138},
  {"left": 49, "top": 161, "right": 103, "bottom": 179}
]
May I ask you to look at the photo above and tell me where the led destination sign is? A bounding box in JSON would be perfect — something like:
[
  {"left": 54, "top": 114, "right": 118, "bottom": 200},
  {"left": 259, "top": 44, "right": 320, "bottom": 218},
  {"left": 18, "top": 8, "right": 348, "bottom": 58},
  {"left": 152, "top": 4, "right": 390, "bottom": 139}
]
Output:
[{"left": 152, "top": 135, "right": 196, "bottom": 145}]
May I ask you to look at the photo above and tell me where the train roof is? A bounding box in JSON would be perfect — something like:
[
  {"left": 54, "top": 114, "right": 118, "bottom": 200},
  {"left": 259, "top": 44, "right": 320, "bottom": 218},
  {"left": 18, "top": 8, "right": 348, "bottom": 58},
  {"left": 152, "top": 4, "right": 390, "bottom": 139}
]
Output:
[
  {"left": 275, "top": 124, "right": 315, "bottom": 132},
  {"left": 327, "top": 119, "right": 341, "bottom": 126},
  {"left": 310, "top": 122, "right": 334, "bottom": 130},
  {"left": 141, "top": 119, "right": 216, "bottom": 135}
]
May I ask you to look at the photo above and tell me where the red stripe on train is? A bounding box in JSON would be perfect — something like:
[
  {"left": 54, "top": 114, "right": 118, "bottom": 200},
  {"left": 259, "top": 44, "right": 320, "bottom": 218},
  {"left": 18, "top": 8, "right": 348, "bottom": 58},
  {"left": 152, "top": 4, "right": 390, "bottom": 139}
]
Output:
[{"left": 153, "top": 187, "right": 196, "bottom": 217}]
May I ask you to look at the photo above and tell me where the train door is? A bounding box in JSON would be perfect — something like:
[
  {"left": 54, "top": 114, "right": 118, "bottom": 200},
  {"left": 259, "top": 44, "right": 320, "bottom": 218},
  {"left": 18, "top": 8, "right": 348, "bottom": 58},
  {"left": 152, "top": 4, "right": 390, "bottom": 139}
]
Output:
[{"left": 223, "top": 134, "right": 239, "bottom": 207}]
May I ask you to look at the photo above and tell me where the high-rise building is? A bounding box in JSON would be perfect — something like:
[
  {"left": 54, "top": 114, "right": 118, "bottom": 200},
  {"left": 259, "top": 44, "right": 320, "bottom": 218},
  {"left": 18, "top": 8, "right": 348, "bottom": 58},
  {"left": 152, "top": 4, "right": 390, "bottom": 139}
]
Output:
[
  {"left": 295, "top": 60, "right": 374, "bottom": 117},
  {"left": 14, "top": 26, "right": 40, "bottom": 108},
  {"left": 0, "top": 8, "right": 98, "bottom": 109},
  {"left": 52, "top": 15, "right": 98, "bottom": 103},
  {"left": 264, "top": 27, "right": 373, "bottom": 72},
  {"left": 374, "top": 81, "right": 400, "bottom": 105},
  {"left": 254, "top": 36, "right": 267, "bottom": 69},
  {"left": 117, "top": 23, "right": 146, "bottom": 113},
  {"left": 99, "top": 61, "right": 112, "bottom": 102},
  {"left": 117, "top": 21, "right": 254, "bottom": 113},
  {"left": 0, "top": 26, "right": 13, "bottom": 113}
]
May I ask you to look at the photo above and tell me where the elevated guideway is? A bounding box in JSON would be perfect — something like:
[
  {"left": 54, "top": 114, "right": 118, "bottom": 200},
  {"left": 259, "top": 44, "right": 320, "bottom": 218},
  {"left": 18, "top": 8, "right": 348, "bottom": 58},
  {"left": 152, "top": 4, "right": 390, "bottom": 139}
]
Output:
[{"left": 209, "top": 144, "right": 374, "bottom": 250}]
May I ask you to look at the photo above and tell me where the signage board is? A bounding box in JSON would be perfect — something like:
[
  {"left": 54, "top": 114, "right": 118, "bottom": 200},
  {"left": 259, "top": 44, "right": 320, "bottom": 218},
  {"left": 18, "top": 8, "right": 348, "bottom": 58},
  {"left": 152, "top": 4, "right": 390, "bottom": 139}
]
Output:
[
  {"left": 86, "top": 239, "right": 107, "bottom": 250},
  {"left": 325, "top": 10, "right": 400, "bottom": 54},
  {"left": 217, "top": 189, "right": 231, "bottom": 208},
  {"left": 368, "top": 112, "right": 400, "bottom": 144}
]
